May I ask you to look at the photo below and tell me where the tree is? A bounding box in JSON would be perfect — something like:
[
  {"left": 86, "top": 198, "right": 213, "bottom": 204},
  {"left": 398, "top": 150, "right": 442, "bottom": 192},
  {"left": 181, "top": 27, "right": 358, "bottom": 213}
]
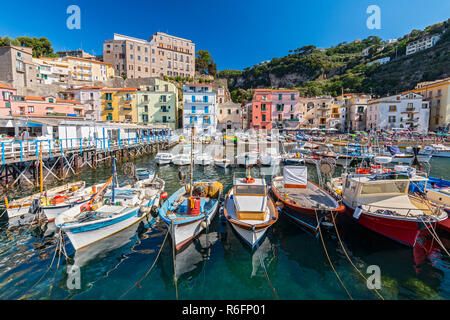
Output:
[
  {"left": 207, "top": 61, "right": 217, "bottom": 77},
  {"left": 196, "top": 50, "right": 212, "bottom": 74}
]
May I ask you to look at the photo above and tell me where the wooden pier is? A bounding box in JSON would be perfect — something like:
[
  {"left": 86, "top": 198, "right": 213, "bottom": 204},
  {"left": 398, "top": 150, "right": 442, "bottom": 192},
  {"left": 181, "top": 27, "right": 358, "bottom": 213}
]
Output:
[{"left": 0, "top": 130, "right": 178, "bottom": 194}]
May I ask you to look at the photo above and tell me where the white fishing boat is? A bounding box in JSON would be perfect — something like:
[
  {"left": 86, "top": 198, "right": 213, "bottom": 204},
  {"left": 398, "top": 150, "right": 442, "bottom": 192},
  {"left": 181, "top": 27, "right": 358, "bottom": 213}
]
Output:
[
  {"left": 6, "top": 181, "right": 86, "bottom": 221},
  {"left": 214, "top": 155, "right": 232, "bottom": 168},
  {"left": 41, "top": 183, "right": 105, "bottom": 222},
  {"left": 194, "top": 154, "right": 213, "bottom": 166},
  {"left": 172, "top": 154, "right": 191, "bottom": 166},
  {"left": 56, "top": 166, "right": 165, "bottom": 251},
  {"left": 155, "top": 152, "right": 174, "bottom": 165},
  {"left": 431, "top": 144, "right": 450, "bottom": 158},
  {"left": 223, "top": 172, "right": 278, "bottom": 248}
]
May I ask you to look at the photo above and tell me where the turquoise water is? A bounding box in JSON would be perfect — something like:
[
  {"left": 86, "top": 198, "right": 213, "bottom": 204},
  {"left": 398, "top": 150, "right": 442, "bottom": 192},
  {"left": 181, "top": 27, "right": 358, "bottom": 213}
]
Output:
[{"left": 0, "top": 154, "right": 449, "bottom": 300}]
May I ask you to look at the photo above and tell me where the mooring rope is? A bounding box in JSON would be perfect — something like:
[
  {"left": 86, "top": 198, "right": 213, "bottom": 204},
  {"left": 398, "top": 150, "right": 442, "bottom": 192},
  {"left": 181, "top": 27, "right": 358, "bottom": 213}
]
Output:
[
  {"left": 47, "top": 229, "right": 64, "bottom": 298},
  {"left": 315, "top": 210, "right": 353, "bottom": 300},
  {"left": 119, "top": 229, "right": 170, "bottom": 299},
  {"left": 418, "top": 216, "right": 450, "bottom": 257},
  {"left": 330, "top": 212, "right": 385, "bottom": 300},
  {"left": 21, "top": 229, "right": 61, "bottom": 298},
  {"left": 253, "top": 227, "right": 279, "bottom": 300},
  {"left": 171, "top": 221, "right": 179, "bottom": 300}
]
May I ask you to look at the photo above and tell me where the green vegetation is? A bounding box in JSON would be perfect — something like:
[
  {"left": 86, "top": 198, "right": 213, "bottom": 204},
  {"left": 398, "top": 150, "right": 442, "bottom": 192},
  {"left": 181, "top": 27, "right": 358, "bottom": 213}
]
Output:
[
  {"left": 196, "top": 50, "right": 217, "bottom": 77},
  {"left": 217, "top": 19, "right": 450, "bottom": 101},
  {"left": 0, "top": 36, "right": 57, "bottom": 58}
]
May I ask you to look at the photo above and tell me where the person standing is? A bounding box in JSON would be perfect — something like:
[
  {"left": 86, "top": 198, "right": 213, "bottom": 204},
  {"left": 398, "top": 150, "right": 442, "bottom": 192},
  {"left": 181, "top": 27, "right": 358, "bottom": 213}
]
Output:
[{"left": 21, "top": 128, "right": 30, "bottom": 141}]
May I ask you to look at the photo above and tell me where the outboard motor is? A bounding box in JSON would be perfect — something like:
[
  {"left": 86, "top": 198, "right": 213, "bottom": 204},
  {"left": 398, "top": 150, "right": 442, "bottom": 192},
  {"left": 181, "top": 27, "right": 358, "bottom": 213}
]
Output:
[
  {"left": 28, "top": 198, "right": 41, "bottom": 215},
  {"left": 411, "top": 146, "right": 421, "bottom": 168}
]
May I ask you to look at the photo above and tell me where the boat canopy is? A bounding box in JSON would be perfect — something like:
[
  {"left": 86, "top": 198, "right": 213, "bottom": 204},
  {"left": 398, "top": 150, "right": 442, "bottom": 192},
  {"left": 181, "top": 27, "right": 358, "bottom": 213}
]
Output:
[
  {"left": 283, "top": 166, "right": 307, "bottom": 188},
  {"left": 386, "top": 146, "right": 401, "bottom": 155}
]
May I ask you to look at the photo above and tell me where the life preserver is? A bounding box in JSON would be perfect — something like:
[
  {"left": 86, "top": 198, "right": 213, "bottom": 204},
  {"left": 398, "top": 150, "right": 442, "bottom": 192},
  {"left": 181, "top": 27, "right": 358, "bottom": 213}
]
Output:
[
  {"left": 243, "top": 177, "right": 255, "bottom": 183},
  {"left": 51, "top": 194, "right": 68, "bottom": 205},
  {"left": 355, "top": 168, "right": 370, "bottom": 174}
]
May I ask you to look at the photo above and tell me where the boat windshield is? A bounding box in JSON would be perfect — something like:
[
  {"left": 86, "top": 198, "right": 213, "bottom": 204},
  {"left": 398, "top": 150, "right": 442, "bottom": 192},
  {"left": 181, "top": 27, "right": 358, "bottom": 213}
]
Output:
[
  {"left": 360, "top": 181, "right": 408, "bottom": 195},
  {"left": 235, "top": 185, "right": 265, "bottom": 195}
]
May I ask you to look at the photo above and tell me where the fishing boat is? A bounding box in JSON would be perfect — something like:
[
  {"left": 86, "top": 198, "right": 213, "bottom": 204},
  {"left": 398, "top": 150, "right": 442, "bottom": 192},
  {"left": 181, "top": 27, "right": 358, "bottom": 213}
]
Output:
[
  {"left": 158, "top": 181, "right": 223, "bottom": 250},
  {"left": 214, "top": 155, "right": 232, "bottom": 168},
  {"left": 330, "top": 171, "right": 448, "bottom": 246},
  {"left": 431, "top": 144, "right": 450, "bottom": 158},
  {"left": 282, "top": 148, "right": 305, "bottom": 165},
  {"left": 385, "top": 146, "right": 431, "bottom": 163},
  {"left": 135, "top": 168, "right": 155, "bottom": 180},
  {"left": 223, "top": 171, "right": 278, "bottom": 248},
  {"left": 271, "top": 166, "right": 345, "bottom": 233},
  {"left": 56, "top": 161, "right": 165, "bottom": 251},
  {"left": 172, "top": 154, "right": 191, "bottom": 166},
  {"left": 155, "top": 152, "right": 174, "bottom": 165},
  {"left": 41, "top": 183, "right": 105, "bottom": 222},
  {"left": 6, "top": 181, "right": 86, "bottom": 221},
  {"left": 194, "top": 154, "right": 213, "bottom": 166}
]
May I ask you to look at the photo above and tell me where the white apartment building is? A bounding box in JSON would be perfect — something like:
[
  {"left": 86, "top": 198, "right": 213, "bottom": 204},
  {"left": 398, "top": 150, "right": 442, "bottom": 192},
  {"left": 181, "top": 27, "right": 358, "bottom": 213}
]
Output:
[
  {"left": 366, "top": 93, "right": 430, "bottom": 132},
  {"left": 182, "top": 84, "right": 217, "bottom": 136},
  {"left": 406, "top": 34, "right": 441, "bottom": 55}
]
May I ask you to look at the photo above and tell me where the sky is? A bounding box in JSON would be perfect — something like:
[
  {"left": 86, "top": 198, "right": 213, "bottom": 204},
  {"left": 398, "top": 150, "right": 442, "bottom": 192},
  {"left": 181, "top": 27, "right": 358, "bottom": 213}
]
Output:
[{"left": 0, "top": 0, "right": 448, "bottom": 70}]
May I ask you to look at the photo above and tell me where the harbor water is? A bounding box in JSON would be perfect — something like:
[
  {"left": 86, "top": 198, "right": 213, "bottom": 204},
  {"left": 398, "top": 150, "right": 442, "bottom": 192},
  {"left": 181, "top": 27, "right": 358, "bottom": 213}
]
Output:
[{"left": 0, "top": 152, "right": 449, "bottom": 300}]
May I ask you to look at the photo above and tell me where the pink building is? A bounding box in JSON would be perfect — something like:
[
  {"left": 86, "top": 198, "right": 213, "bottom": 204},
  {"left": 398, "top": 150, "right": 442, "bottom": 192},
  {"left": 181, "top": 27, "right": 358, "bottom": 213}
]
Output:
[
  {"left": 250, "top": 89, "right": 301, "bottom": 130},
  {"left": 270, "top": 90, "right": 301, "bottom": 130},
  {"left": 8, "top": 96, "right": 84, "bottom": 118},
  {"left": 0, "top": 83, "right": 17, "bottom": 116}
]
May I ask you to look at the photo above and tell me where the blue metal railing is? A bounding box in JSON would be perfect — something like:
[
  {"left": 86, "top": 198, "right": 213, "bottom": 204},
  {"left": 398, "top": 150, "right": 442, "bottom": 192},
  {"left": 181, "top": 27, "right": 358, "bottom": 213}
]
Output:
[{"left": 0, "top": 131, "right": 172, "bottom": 165}]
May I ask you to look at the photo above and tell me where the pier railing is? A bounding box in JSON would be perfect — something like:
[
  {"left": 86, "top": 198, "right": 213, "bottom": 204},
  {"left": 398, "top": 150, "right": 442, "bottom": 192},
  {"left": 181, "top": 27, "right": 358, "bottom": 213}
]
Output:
[{"left": 0, "top": 134, "right": 175, "bottom": 165}]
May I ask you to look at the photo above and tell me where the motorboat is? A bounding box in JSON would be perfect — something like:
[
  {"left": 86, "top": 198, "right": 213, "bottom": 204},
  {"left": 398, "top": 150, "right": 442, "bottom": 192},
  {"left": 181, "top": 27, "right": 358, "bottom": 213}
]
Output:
[
  {"left": 259, "top": 147, "right": 282, "bottom": 166},
  {"left": 431, "top": 144, "right": 450, "bottom": 158},
  {"left": 330, "top": 171, "right": 448, "bottom": 246},
  {"left": 282, "top": 148, "right": 305, "bottom": 165},
  {"left": 236, "top": 152, "right": 258, "bottom": 166},
  {"left": 155, "top": 152, "right": 174, "bottom": 165},
  {"left": 223, "top": 172, "right": 278, "bottom": 248},
  {"left": 271, "top": 166, "right": 344, "bottom": 233},
  {"left": 135, "top": 168, "right": 154, "bottom": 180}
]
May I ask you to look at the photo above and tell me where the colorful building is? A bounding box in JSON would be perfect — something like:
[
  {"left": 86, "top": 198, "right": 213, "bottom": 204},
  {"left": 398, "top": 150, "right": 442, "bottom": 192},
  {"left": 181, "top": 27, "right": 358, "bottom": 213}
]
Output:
[
  {"left": 136, "top": 79, "right": 179, "bottom": 129},
  {"left": 407, "top": 77, "right": 450, "bottom": 130},
  {"left": 7, "top": 95, "right": 84, "bottom": 118},
  {"left": 62, "top": 86, "right": 104, "bottom": 121},
  {"left": 101, "top": 88, "right": 137, "bottom": 122},
  {"left": 0, "top": 83, "right": 17, "bottom": 116},
  {"left": 271, "top": 90, "right": 301, "bottom": 130},
  {"left": 250, "top": 90, "right": 273, "bottom": 130},
  {"left": 217, "top": 101, "right": 242, "bottom": 131},
  {"left": 299, "top": 97, "right": 334, "bottom": 129},
  {"left": 182, "top": 84, "right": 217, "bottom": 135}
]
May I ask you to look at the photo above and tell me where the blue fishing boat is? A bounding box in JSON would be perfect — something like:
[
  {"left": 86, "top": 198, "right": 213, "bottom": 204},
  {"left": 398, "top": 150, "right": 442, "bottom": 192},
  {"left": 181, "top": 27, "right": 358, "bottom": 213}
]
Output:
[
  {"left": 136, "top": 168, "right": 154, "bottom": 180},
  {"left": 158, "top": 181, "right": 223, "bottom": 251}
]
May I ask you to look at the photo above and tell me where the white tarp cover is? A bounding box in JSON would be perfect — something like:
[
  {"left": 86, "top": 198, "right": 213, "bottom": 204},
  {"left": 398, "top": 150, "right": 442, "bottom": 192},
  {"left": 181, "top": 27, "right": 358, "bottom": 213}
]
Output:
[{"left": 283, "top": 166, "right": 307, "bottom": 187}]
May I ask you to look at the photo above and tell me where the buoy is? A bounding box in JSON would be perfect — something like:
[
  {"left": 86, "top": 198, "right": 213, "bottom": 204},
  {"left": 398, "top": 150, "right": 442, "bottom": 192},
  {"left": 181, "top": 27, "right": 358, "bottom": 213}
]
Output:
[
  {"left": 200, "top": 220, "right": 208, "bottom": 229},
  {"left": 161, "top": 192, "right": 168, "bottom": 200}
]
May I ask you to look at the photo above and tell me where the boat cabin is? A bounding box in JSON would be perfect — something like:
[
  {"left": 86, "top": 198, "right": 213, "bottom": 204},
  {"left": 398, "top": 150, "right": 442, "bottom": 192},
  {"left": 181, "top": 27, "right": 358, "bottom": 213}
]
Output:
[{"left": 232, "top": 177, "right": 267, "bottom": 221}]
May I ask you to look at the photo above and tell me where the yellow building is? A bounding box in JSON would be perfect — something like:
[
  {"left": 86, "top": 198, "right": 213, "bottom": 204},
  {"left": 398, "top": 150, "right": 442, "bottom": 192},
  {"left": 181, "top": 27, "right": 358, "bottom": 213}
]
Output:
[
  {"left": 42, "top": 56, "right": 115, "bottom": 82},
  {"left": 407, "top": 77, "right": 450, "bottom": 130},
  {"left": 101, "top": 88, "right": 138, "bottom": 122}
]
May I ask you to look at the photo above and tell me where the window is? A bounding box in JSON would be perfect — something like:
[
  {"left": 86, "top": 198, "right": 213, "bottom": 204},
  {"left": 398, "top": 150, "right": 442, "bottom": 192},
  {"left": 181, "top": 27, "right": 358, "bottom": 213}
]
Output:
[
  {"left": 130, "top": 54, "right": 134, "bottom": 59},
  {"left": 160, "top": 95, "right": 167, "bottom": 102},
  {"left": 203, "top": 96, "right": 208, "bottom": 102},
  {"left": 388, "top": 116, "right": 396, "bottom": 123},
  {"left": 277, "top": 104, "right": 284, "bottom": 111},
  {"left": 389, "top": 105, "right": 397, "bottom": 112},
  {"left": 422, "top": 103, "right": 428, "bottom": 109},
  {"left": 205, "top": 106, "right": 209, "bottom": 113},
  {"left": 220, "top": 109, "right": 223, "bottom": 114},
  {"left": 130, "top": 44, "right": 133, "bottom": 49},
  {"left": 227, "top": 109, "right": 231, "bottom": 115},
  {"left": 278, "top": 94, "right": 282, "bottom": 100},
  {"left": 144, "top": 105, "right": 148, "bottom": 112},
  {"left": 290, "top": 105, "right": 294, "bottom": 112},
  {"left": 191, "top": 106, "right": 196, "bottom": 113},
  {"left": 261, "top": 104, "right": 266, "bottom": 111},
  {"left": 291, "top": 94, "right": 295, "bottom": 100},
  {"left": 262, "top": 114, "right": 266, "bottom": 122},
  {"left": 28, "top": 106, "right": 34, "bottom": 113}
]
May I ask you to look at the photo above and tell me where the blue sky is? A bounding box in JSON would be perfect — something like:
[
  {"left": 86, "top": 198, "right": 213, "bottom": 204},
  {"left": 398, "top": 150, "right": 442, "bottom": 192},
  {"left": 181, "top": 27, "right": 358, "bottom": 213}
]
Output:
[{"left": 0, "top": 0, "right": 448, "bottom": 70}]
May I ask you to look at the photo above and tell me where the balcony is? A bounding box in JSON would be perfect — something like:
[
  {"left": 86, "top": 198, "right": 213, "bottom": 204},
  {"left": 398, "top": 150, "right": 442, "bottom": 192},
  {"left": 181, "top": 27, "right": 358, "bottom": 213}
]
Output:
[
  {"left": 122, "top": 105, "right": 132, "bottom": 111},
  {"left": 105, "top": 106, "right": 114, "bottom": 111},
  {"left": 402, "top": 118, "right": 418, "bottom": 123}
]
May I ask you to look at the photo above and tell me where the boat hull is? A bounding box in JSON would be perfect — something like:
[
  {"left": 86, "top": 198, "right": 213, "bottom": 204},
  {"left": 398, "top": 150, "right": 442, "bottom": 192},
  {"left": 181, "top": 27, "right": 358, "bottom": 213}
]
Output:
[
  {"left": 229, "top": 222, "right": 269, "bottom": 248},
  {"left": 344, "top": 204, "right": 430, "bottom": 246},
  {"left": 62, "top": 207, "right": 154, "bottom": 251},
  {"left": 42, "top": 199, "right": 90, "bottom": 222}
]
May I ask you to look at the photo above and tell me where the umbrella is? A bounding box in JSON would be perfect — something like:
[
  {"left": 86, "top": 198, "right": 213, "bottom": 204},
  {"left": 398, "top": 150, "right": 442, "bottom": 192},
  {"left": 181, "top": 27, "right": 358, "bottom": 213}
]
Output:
[
  {"left": 428, "top": 132, "right": 436, "bottom": 135},
  {"left": 362, "top": 132, "right": 368, "bottom": 136},
  {"left": 436, "top": 133, "right": 442, "bottom": 136},
  {"left": 382, "top": 133, "right": 389, "bottom": 136},
  {"left": 349, "top": 134, "right": 357, "bottom": 137}
]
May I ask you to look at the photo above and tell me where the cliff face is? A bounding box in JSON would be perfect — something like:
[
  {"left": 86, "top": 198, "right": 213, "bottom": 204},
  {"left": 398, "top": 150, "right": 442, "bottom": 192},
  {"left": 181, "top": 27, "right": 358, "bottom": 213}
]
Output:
[{"left": 219, "top": 20, "right": 450, "bottom": 97}]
